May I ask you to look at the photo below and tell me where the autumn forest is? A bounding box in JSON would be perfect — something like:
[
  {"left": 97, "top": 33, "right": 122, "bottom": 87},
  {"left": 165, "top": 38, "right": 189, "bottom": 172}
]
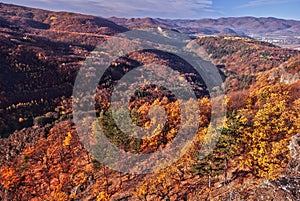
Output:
[{"left": 0, "top": 3, "right": 300, "bottom": 201}]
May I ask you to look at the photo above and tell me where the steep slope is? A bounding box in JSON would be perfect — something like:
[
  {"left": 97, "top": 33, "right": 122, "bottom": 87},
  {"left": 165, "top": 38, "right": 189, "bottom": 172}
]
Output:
[
  {"left": 1, "top": 58, "right": 299, "bottom": 200},
  {"left": 0, "top": 3, "right": 300, "bottom": 201},
  {"left": 196, "top": 36, "right": 299, "bottom": 91},
  {"left": 0, "top": 3, "right": 128, "bottom": 136},
  {"left": 0, "top": 3, "right": 128, "bottom": 45}
]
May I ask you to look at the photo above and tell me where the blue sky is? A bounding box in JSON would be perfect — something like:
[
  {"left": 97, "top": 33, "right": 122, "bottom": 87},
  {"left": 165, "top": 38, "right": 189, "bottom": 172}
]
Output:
[{"left": 1, "top": 0, "right": 300, "bottom": 20}]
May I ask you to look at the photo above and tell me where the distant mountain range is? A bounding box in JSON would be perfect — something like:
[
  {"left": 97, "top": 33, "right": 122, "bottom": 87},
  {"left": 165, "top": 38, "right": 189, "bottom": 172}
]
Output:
[
  {"left": 1, "top": 2, "right": 299, "bottom": 49},
  {"left": 109, "top": 17, "right": 300, "bottom": 49}
]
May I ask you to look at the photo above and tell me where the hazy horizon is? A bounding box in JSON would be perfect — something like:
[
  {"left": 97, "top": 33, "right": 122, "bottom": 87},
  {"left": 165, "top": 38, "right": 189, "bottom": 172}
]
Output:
[{"left": 1, "top": 0, "right": 300, "bottom": 20}]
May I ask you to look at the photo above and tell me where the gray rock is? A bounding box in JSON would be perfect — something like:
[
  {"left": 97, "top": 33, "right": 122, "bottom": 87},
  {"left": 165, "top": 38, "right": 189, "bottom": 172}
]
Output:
[{"left": 289, "top": 133, "right": 300, "bottom": 173}]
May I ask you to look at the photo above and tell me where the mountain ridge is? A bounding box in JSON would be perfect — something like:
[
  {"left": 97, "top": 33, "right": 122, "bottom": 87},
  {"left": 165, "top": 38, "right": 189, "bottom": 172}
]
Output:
[
  {"left": 1, "top": 2, "right": 299, "bottom": 49},
  {"left": 109, "top": 16, "right": 300, "bottom": 49}
]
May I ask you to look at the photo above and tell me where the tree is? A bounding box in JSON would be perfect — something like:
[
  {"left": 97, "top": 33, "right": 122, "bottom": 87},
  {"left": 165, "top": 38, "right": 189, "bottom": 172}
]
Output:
[
  {"left": 239, "top": 85, "right": 298, "bottom": 179},
  {"left": 0, "top": 166, "right": 20, "bottom": 190}
]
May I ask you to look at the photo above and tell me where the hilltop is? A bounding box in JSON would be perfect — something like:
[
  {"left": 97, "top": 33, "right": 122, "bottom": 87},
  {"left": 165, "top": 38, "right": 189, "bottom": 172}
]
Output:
[
  {"left": 0, "top": 3, "right": 299, "bottom": 201},
  {"left": 110, "top": 16, "right": 300, "bottom": 49},
  {"left": 0, "top": 2, "right": 128, "bottom": 135}
]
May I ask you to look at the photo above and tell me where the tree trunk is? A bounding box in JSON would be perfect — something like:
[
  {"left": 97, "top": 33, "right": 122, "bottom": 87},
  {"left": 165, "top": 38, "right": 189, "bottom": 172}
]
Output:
[{"left": 224, "top": 157, "right": 228, "bottom": 185}]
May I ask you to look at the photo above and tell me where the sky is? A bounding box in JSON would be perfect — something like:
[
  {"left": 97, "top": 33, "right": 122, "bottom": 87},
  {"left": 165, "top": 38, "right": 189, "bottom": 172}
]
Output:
[{"left": 1, "top": 0, "right": 300, "bottom": 20}]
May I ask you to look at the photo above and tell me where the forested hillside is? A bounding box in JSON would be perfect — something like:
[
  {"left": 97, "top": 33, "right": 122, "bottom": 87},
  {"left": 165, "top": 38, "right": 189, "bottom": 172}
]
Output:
[{"left": 0, "top": 3, "right": 299, "bottom": 201}]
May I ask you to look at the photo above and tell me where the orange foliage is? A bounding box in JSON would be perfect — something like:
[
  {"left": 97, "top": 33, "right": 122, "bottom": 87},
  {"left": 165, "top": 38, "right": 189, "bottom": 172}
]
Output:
[{"left": 0, "top": 166, "right": 20, "bottom": 190}]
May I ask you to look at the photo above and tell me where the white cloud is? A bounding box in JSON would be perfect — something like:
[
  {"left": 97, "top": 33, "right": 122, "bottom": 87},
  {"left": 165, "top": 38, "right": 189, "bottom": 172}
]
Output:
[
  {"left": 90, "top": 0, "right": 213, "bottom": 17},
  {"left": 2, "top": 0, "right": 216, "bottom": 18},
  {"left": 239, "top": 0, "right": 300, "bottom": 8}
]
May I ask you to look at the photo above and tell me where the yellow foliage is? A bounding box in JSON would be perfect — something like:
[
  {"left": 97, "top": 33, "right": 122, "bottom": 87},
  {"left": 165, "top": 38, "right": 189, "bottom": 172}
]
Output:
[
  {"left": 63, "top": 132, "right": 72, "bottom": 147},
  {"left": 50, "top": 16, "right": 57, "bottom": 21},
  {"left": 73, "top": 172, "right": 87, "bottom": 186},
  {"left": 136, "top": 163, "right": 185, "bottom": 199},
  {"left": 50, "top": 184, "right": 69, "bottom": 201},
  {"left": 239, "top": 84, "right": 298, "bottom": 179},
  {"left": 96, "top": 192, "right": 110, "bottom": 201},
  {"left": 50, "top": 191, "right": 69, "bottom": 201}
]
